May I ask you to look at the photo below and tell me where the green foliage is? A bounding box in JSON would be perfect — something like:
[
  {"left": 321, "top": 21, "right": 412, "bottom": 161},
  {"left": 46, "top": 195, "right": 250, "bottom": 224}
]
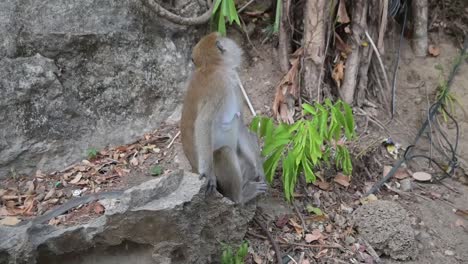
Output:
[
  {"left": 86, "top": 148, "right": 98, "bottom": 160},
  {"left": 273, "top": 0, "right": 281, "bottom": 33},
  {"left": 434, "top": 63, "right": 464, "bottom": 122},
  {"left": 150, "top": 165, "right": 163, "bottom": 176},
  {"left": 221, "top": 241, "right": 249, "bottom": 264},
  {"left": 211, "top": 0, "right": 240, "bottom": 36},
  {"left": 250, "top": 100, "right": 356, "bottom": 201}
]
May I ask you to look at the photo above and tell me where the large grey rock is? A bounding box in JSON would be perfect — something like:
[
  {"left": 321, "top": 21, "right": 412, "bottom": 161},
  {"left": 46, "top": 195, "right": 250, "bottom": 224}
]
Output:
[
  {"left": 0, "top": 0, "right": 204, "bottom": 178},
  {"left": 0, "top": 170, "right": 256, "bottom": 264},
  {"left": 352, "top": 200, "right": 418, "bottom": 261}
]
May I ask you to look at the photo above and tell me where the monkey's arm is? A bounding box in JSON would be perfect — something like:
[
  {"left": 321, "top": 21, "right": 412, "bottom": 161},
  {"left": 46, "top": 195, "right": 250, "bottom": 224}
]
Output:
[
  {"left": 194, "top": 103, "right": 218, "bottom": 193},
  {"left": 23, "top": 190, "right": 124, "bottom": 226}
]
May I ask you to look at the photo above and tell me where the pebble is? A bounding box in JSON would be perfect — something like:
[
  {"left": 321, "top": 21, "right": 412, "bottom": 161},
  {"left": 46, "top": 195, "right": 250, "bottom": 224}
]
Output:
[
  {"left": 400, "top": 178, "right": 412, "bottom": 192},
  {"left": 444, "top": 250, "right": 455, "bottom": 256},
  {"left": 345, "top": 236, "right": 356, "bottom": 245}
]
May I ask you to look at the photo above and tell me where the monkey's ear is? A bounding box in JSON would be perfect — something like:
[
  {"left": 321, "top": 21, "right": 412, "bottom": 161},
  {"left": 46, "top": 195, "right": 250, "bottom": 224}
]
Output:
[{"left": 216, "top": 40, "right": 226, "bottom": 54}]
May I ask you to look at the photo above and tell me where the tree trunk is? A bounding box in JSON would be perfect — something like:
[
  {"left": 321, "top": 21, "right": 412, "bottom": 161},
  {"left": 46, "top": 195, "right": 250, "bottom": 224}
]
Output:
[
  {"left": 341, "top": 0, "right": 367, "bottom": 105},
  {"left": 412, "top": 0, "right": 428, "bottom": 57},
  {"left": 302, "top": 0, "right": 326, "bottom": 102},
  {"left": 278, "top": 0, "right": 292, "bottom": 74}
]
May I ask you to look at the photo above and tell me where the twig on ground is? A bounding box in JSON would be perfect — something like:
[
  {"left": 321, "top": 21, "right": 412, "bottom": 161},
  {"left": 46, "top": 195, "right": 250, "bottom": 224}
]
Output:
[
  {"left": 166, "top": 131, "right": 180, "bottom": 149},
  {"left": 293, "top": 201, "right": 308, "bottom": 235},
  {"left": 254, "top": 217, "right": 282, "bottom": 264},
  {"left": 277, "top": 240, "right": 344, "bottom": 249}
]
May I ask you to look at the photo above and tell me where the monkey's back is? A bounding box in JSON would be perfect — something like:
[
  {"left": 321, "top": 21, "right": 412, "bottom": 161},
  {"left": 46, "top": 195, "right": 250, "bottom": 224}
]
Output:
[{"left": 180, "top": 68, "right": 232, "bottom": 173}]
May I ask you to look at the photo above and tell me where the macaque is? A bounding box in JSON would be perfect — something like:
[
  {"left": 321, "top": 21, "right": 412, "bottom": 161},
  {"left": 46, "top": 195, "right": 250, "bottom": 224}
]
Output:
[{"left": 180, "top": 32, "right": 266, "bottom": 204}]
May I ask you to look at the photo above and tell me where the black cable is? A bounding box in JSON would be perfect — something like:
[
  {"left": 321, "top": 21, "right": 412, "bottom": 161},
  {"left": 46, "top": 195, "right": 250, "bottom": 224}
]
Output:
[{"left": 366, "top": 36, "right": 467, "bottom": 195}]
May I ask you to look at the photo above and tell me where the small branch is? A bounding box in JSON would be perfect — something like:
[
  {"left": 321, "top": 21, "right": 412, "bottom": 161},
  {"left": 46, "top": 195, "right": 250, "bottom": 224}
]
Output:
[
  {"left": 364, "top": 30, "right": 392, "bottom": 111},
  {"left": 278, "top": 240, "right": 344, "bottom": 249},
  {"left": 254, "top": 218, "right": 282, "bottom": 264},
  {"left": 293, "top": 201, "right": 308, "bottom": 234},
  {"left": 166, "top": 131, "right": 180, "bottom": 149},
  {"left": 238, "top": 0, "right": 256, "bottom": 14},
  {"left": 144, "top": 0, "right": 213, "bottom": 26}
]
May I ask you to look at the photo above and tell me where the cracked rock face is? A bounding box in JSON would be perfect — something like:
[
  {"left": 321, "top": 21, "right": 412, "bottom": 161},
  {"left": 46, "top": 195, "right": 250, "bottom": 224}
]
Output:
[
  {"left": 0, "top": 170, "right": 257, "bottom": 264},
  {"left": 352, "top": 200, "right": 418, "bottom": 261},
  {"left": 0, "top": 0, "right": 203, "bottom": 178}
]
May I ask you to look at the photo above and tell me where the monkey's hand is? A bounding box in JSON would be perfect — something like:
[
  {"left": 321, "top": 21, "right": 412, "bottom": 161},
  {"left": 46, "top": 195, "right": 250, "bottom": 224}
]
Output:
[{"left": 199, "top": 172, "right": 217, "bottom": 194}]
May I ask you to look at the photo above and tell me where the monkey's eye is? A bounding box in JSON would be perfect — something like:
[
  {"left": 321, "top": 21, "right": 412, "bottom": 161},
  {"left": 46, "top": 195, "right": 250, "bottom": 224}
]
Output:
[{"left": 216, "top": 40, "right": 225, "bottom": 54}]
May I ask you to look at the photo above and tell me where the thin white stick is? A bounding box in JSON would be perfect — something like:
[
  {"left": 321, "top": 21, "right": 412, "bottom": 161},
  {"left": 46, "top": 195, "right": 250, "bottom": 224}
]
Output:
[
  {"left": 166, "top": 131, "right": 180, "bottom": 149},
  {"left": 235, "top": 73, "right": 257, "bottom": 116}
]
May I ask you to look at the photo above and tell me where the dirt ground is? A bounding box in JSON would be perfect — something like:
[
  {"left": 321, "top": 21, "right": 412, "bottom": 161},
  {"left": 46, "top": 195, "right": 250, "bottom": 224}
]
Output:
[{"left": 233, "top": 33, "right": 468, "bottom": 263}]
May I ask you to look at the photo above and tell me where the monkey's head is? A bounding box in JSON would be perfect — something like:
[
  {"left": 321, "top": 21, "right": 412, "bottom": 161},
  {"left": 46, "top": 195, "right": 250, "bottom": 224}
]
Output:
[{"left": 191, "top": 32, "right": 243, "bottom": 70}]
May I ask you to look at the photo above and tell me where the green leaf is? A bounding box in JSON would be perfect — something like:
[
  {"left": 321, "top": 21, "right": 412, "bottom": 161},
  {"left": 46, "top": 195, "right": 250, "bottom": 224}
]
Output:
[
  {"left": 273, "top": 0, "right": 281, "bottom": 33},
  {"left": 318, "top": 111, "right": 328, "bottom": 138},
  {"left": 306, "top": 205, "right": 323, "bottom": 215},
  {"left": 264, "top": 148, "right": 282, "bottom": 183},
  {"left": 150, "top": 165, "right": 163, "bottom": 176},
  {"left": 217, "top": 12, "right": 226, "bottom": 35},
  {"left": 262, "top": 138, "right": 289, "bottom": 157},
  {"left": 212, "top": 0, "right": 222, "bottom": 14},
  {"left": 249, "top": 116, "right": 261, "bottom": 134},
  {"left": 302, "top": 103, "right": 316, "bottom": 115},
  {"left": 302, "top": 157, "right": 316, "bottom": 183},
  {"left": 227, "top": 0, "right": 240, "bottom": 25},
  {"left": 282, "top": 154, "right": 292, "bottom": 201},
  {"left": 342, "top": 103, "right": 355, "bottom": 139}
]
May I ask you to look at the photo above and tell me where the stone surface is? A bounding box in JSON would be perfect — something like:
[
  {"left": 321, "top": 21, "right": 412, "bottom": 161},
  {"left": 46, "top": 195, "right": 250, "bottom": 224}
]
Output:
[
  {"left": 0, "top": 0, "right": 204, "bottom": 178},
  {"left": 352, "top": 200, "right": 418, "bottom": 261},
  {"left": 0, "top": 170, "right": 257, "bottom": 264}
]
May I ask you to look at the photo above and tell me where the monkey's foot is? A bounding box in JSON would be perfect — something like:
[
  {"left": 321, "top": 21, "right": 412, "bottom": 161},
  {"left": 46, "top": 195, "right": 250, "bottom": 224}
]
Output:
[
  {"left": 199, "top": 173, "right": 217, "bottom": 195},
  {"left": 255, "top": 182, "right": 268, "bottom": 194}
]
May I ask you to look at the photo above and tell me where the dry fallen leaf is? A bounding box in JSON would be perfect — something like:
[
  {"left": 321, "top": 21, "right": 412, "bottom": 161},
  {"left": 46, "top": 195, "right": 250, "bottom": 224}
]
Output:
[
  {"left": 0, "top": 216, "right": 21, "bottom": 226},
  {"left": 289, "top": 218, "right": 304, "bottom": 235},
  {"left": 44, "top": 188, "right": 56, "bottom": 201},
  {"left": 412, "top": 171, "right": 432, "bottom": 182},
  {"left": 315, "top": 180, "right": 331, "bottom": 191},
  {"left": 25, "top": 180, "right": 35, "bottom": 195},
  {"left": 0, "top": 207, "right": 10, "bottom": 216},
  {"left": 334, "top": 173, "right": 350, "bottom": 187},
  {"left": 305, "top": 229, "right": 324, "bottom": 243},
  {"left": 70, "top": 173, "right": 83, "bottom": 184},
  {"left": 428, "top": 45, "right": 441, "bottom": 57},
  {"left": 130, "top": 156, "right": 139, "bottom": 166},
  {"left": 22, "top": 195, "right": 36, "bottom": 215},
  {"left": 332, "top": 61, "right": 345, "bottom": 88},
  {"left": 252, "top": 253, "right": 263, "bottom": 264},
  {"left": 316, "top": 249, "right": 328, "bottom": 258},
  {"left": 93, "top": 203, "right": 105, "bottom": 214},
  {"left": 275, "top": 214, "right": 290, "bottom": 228},
  {"left": 395, "top": 168, "right": 411, "bottom": 180}
]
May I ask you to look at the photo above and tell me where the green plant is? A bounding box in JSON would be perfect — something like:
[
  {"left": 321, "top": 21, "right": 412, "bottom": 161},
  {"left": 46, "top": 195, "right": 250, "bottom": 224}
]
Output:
[
  {"left": 210, "top": 0, "right": 281, "bottom": 36},
  {"left": 86, "top": 148, "right": 98, "bottom": 160},
  {"left": 434, "top": 63, "right": 465, "bottom": 122},
  {"left": 150, "top": 165, "right": 163, "bottom": 176},
  {"left": 250, "top": 99, "right": 356, "bottom": 201},
  {"left": 221, "top": 241, "right": 249, "bottom": 264},
  {"left": 211, "top": 0, "right": 240, "bottom": 36}
]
